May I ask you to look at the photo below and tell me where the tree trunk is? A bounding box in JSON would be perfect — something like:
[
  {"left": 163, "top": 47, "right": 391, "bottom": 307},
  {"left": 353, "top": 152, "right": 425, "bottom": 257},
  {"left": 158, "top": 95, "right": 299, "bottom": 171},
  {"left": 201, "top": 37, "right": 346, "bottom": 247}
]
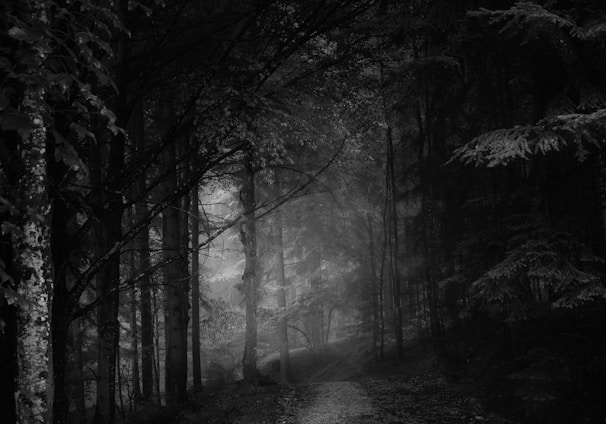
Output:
[
  {"left": 386, "top": 126, "right": 404, "bottom": 360},
  {"left": 416, "top": 102, "right": 443, "bottom": 344},
  {"left": 367, "top": 214, "right": 380, "bottom": 362},
  {"left": 129, "top": 266, "right": 141, "bottom": 401},
  {"left": 379, "top": 185, "right": 389, "bottom": 361},
  {"left": 74, "top": 318, "right": 87, "bottom": 424},
  {"left": 423, "top": 180, "right": 442, "bottom": 340},
  {"left": 93, "top": 219, "right": 122, "bottom": 424},
  {"left": 191, "top": 183, "right": 203, "bottom": 392},
  {"left": 92, "top": 37, "right": 129, "bottom": 424},
  {"left": 15, "top": 54, "right": 54, "bottom": 424},
  {"left": 91, "top": 116, "right": 125, "bottom": 423},
  {"left": 132, "top": 99, "right": 155, "bottom": 402},
  {"left": 162, "top": 129, "right": 190, "bottom": 404},
  {"left": 48, "top": 160, "right": 73, "bottom": 424},
  {"left": 275, "top": 200, "right": 294, "bottom": 383},
  {"left": 240, "top": 147, "right": 258, "bottom": 385},
  {"left": 308, "top": 250, "right": 323, "bottom": 349},
  {"left": 50, "top": 304, "right": 68, "bottom": 424},
  {"left": 152, "top": 289, "right": 161, "bottom": 404},
  {"left": 325, "top": 306, "right": 337, "bottom": 344}
]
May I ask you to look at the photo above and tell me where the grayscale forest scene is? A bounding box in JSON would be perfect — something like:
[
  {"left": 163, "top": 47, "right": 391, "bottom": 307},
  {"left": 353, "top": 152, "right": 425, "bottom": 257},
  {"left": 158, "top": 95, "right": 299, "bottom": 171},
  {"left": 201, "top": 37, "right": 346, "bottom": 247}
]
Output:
[{"left": 1, "top": 1, "right": 606, "bottom": 423}]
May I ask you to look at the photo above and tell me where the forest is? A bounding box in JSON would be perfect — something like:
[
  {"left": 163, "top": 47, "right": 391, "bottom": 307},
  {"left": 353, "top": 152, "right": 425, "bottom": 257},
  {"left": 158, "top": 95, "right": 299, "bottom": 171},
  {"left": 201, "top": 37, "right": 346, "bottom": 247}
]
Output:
[{"left": 1, "top": 0, "right": 606, "bottom": 423}]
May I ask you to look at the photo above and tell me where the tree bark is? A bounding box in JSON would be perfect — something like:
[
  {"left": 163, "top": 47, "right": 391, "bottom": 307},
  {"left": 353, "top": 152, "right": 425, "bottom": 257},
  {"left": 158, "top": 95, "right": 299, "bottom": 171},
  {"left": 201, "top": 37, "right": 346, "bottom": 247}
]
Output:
[
  {"left": 191, "top": 183, "right": 202, "bottom": 391},
  {"left": 92, "top": 31, "right": 129, "bottom": 424},
  {"left": 275, "top": 198, "right": 294, "bottom": 383},
  {"left": 132, "top": 99, "right": 155, "bottom": 402},
  {"left": 15, "top": 53, "right": 54, "bottom": 424},
  {"left": 307, "top": 250, "right": 323, "bottom": 349},
  {"left": 416, "top": 102, "right": 443, "bottom": 344},
  {"left": 129, "top": 260, "right": 141, "bottom": 401},
  {"left": 386, "top": 126, "right": 404, "bottom": 360},
  {"left": 73, "top": 318, "right": 86, "bottom": 424},
  {"left": 367, "top": 214, "right": 380, "bottom": 362},
  {"left": 162, "top": 102, "right": 190, "bottom": 404},
  {"left": 240, "top": 147, "right": 258, "bottom": 385},
  {"left": 92, "top": 214, "right": 122, "bottom": 424}
]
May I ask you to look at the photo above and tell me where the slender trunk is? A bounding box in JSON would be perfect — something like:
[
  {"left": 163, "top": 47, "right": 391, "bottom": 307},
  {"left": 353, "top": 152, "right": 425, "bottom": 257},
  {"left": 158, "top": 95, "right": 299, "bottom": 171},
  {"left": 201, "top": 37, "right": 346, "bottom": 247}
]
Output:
[
  {"left": 93, "top": 223, "right": 122, "bottom": 424},
  {"left": 138, "top": 233, "right": 155, "bottom": 402},
  {"left": 417, "top": 102, "right": 443, "bottom": 344},
  {"left": 15, "top": 35, "right": 54, "bottom": 422},
  {"left": 93, "top": 16, "right": 129, "bottom": 423},
  {"left": 162, "top": 122, "right": 190, "bottom": 404},
  {"left": 74, "top": 318, "right": 86, "bottom": 424},
  {"left": 116, "top": 342, "right": 125, "bottom": 421},
  {"left": 424, "top": 182, "right": 442, "bottom": 339},
  {"left": 48, "top": 170, "right": 72, "bottom": 424},
  {"left": 92, "top": 120, "right": 125, "bottom": 424},
  {"left": 325, "top": 306, "right": 336, "bottom": 344},
  {"left": 132, "top": 99, "right": 155, "bottom": 402},
  {"left": 129, "top": 268, "right": 141, "bottom": 401},
  {"left": 191, "top": 183, "right": 202, "bottom": 392},
  {"left": 240, "top": 147, "right": 258, "bottom": 384},
  {"left": 379, "top": 129, "right": 393, "bottom": 362},
  {"left": 386, "top": 126, "right": 404, "bottom": 360},
  {"left": 152, "top": 288, "right": 161, "bottom": 404},
  {"left": 367, "top": 214, "right": 380, "bottom": 362},
  {"left": 378, "top": 210, "right": 387, "bottom": 361},
  {"left": 275, "top": 200, "right": 294, "bottom": 383},
  {"left": 308, "top": 251, "right": 323, "bottom": 349},
  {"left": 50, "top": 278, "right": 70, "bottom": 424}
]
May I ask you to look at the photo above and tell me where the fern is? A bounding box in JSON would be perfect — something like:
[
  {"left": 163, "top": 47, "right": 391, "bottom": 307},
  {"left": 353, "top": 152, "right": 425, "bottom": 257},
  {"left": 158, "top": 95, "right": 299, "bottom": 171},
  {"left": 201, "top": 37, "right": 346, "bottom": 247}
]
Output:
[
  {"left": 468, "top": 2, "right": 574, "bottom": 45},
  {"left": 452, "top": 126, "right": 535, "bottom": 167},
  {"left": 451, "top": 109, "right": 606, "bottom": 166},
  {"left": 472, "top": 229, "right": 606, "bottom": 321}
]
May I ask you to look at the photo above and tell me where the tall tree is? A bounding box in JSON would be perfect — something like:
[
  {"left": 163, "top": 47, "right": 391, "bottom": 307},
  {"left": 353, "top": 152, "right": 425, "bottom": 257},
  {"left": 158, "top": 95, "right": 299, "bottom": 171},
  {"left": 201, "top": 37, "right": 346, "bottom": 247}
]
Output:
[
  {"left": 190, "top": 181, "right": 202, "bottom": 392},
  {"left": 132, "top": 99, "right": 155, "bottom": 401},
  {"left": 161, "top": 101, "right": 190, "bottom": 404},
  {"left": 240, "top": 145, "right": 259, "bottom": 384},
  {"left": 385, "top": 124, "right": 404, "bottom": 358},
  {"left": 274, "top": 182, "right": 294, "bottom": 383},
  {"left": 14, "top": 4, "right": 54, "bottom": 421}
]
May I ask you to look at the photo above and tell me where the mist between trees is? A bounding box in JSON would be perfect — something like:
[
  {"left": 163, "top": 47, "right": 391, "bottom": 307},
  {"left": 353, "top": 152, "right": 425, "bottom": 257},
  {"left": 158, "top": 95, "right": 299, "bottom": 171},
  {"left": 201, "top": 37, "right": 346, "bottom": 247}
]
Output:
[{"left": 1, "top": 1, "right": 606, "bottom": 423}]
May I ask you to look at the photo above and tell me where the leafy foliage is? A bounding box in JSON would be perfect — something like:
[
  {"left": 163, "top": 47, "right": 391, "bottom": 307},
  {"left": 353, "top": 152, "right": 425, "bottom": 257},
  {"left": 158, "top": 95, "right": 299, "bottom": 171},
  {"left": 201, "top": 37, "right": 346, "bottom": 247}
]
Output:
[
  {"left": 472, "top": 227, "right": 606, "bottom": 322},
  {"left": 452, "top": 109, "right": 606, "bottom": 166}
]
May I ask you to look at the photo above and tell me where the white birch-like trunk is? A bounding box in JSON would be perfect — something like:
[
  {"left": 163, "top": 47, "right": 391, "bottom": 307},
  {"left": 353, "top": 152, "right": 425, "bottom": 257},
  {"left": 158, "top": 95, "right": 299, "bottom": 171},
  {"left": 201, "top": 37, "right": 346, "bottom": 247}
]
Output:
[
  {"left": 16, "top": 58, "right": 54, "bottom": 424},
  {"left": 15, "top": 4, "right": 54, "bottom": 423}
]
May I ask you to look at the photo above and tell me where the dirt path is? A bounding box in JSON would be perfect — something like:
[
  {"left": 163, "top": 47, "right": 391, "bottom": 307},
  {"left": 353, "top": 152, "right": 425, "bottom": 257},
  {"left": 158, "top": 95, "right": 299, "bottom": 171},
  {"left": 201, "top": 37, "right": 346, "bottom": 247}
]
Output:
[
  {"left": 274, "top": 376, "right": 513, "bottom": 424},
  {"left": 282, "top": 381, "right": 377, "bottom": 423},
  {"left": 175, "top": 340, "right": 515, "bottom": 423}
]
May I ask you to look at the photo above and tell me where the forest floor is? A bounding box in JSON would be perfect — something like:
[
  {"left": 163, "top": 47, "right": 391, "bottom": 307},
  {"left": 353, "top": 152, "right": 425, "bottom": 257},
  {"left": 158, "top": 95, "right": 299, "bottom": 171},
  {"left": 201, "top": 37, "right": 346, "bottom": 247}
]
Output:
[{"left": 154, "top": 338, "right": 516, "bottom": 424}]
